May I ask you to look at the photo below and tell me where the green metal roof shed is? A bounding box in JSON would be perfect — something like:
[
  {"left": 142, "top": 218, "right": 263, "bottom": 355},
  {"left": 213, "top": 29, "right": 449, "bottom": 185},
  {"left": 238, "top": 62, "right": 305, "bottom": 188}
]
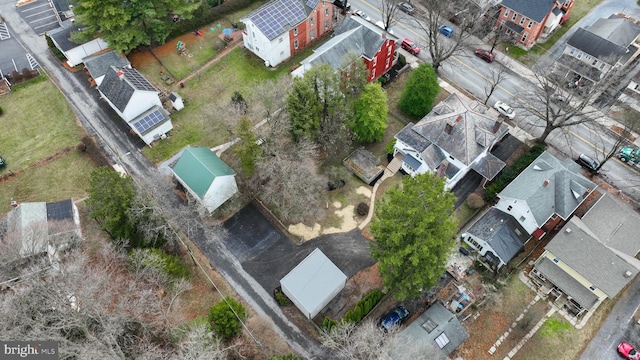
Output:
[{"left": 171, "top": 147, "right": 238, "bottom": 212}]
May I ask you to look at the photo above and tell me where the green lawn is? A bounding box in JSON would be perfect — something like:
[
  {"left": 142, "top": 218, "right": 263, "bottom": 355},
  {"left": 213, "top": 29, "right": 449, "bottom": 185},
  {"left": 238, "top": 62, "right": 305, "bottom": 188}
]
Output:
[
  {"left": 143, "top": 45, "right": 316, "bottom": 163},
  {"left": 0, "top": 76, "right": 83, "bottom": 171}
]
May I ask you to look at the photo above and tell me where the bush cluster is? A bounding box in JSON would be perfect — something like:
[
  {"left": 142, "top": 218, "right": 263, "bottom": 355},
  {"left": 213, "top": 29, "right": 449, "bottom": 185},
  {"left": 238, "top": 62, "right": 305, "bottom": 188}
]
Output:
[
  {"left": 485, "top": 144, "right": 546, "bottom": 201},
  {"left": 322, "top": 289, "right": 383, "bottom": 330},
  {"left": 208, "top": 297, "right": 248, "bottom": 341}
]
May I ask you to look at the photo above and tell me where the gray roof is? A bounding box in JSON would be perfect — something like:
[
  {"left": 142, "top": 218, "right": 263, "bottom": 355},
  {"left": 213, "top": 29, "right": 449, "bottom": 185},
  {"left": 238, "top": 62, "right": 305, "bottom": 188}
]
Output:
[
  {"left": 501, "top": 0, "right": 555, "bottom": 23},
  {"left": 567, "top": 28, "right": 628, "bottom": 61},
  {"left": 545, "top": 217, "right": 639, "bottom": 298},
  {"left": 241, "top": 0, "right": 317, "bottom": 41},
  {"left": 582, "top": 194, "right": 640, "bottom": 256},
  {"left": 98, "top": 66, "right": 157, "bottom": 112},
  {"left": 505, "top": 21, "right": 524, "bottom": 34},
  {"left": 395, "top": 122, "right": 432, "bottom": 152},
  {"left": 556, "top": 54, "right": 603, "bottom": 81},
  {"left": 470, "top": 152, "right": 506, "bottom": 181},
  {"left": 534, "top": 257, "right": 599, "bottom": 309},
  {"left": 46, "top": 19, "right": 81, "bottom": 52},
  {"left": 397, "top": 301, "right": 469, "bottom": 358},
  {"left": 300, "top": 16, "right": 392, "bottom": 70},
  {"left": 467, "top": 207, "right": 529, "bottom": 264},
  {"left": 498, "top": 151, "right": 596, "bottom": 226},
  {"left": 590, "top": 15, "right": 640, "bottom": 47},
  {"left": 410, "top": 93, "right": 509, "bottom": 167},
  {"left": 568, "top": 16, "right": 640, "bottom": 61},
  {"left": 84, "top": 51, "right": 130, "bottom": 80}
]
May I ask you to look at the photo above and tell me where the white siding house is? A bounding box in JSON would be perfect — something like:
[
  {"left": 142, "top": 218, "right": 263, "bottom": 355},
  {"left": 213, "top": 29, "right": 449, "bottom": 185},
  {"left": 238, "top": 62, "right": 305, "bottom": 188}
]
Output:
[{"left": 47, "top": 20, "right": 108, "bottom": 67}]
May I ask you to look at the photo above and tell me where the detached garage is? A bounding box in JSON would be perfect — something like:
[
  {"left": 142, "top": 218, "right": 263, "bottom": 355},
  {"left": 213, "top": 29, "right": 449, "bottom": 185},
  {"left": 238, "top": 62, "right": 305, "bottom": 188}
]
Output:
[{"left": 280, "top": 248, "right": 347, "bottom": 319}]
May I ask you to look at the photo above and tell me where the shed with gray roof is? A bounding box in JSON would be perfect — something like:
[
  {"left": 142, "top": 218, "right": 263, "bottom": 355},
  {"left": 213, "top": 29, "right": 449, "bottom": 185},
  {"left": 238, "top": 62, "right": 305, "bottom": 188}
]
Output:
[{"left": 46, "top": 20, "right": 108, "bottom": 67}]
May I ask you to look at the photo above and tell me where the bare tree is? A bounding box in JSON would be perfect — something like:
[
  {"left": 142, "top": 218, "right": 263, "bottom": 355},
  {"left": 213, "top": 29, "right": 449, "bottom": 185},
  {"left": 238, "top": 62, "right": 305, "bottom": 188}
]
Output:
[
  {"left": 484, "top": 66, "right": 509, "bottom": 105},
  {"left": 517, "top": 66, "right": 625, "bottom": 143},
  {"left": 414, "top": 0, "right": 479, "bottom": 73},
  {"left": 379, "top": 0, "right": 401, "bottom": 31},
  {"left": 590, "top": 106, "right": 640, "bottom": 171},
  {"left": 321, "top": 320, "right": 445, "bottom": 360}
]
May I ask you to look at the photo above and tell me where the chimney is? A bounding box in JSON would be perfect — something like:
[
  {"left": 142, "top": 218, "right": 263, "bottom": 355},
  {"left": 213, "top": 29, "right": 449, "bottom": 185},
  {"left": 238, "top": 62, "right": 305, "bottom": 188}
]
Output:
[
  {"left": 455, "top": 114, "right": 462, "bottom": 122},
  {"left": 116, "top": 70, "right": 124, "bottom": 80},
  {"left": 543, "top": 179, "right": 550, "bottom": 186},
  {"left": 625, "top": 270, "right": 633, "bottom": 278},
  {"left": 444, "top": 122, "right": 453, "bottom": 134},
  {"left": 565, "top": 228, "right": 572, "bottom": 234},
  {"left": 492, "top": 120, "right": 502, "bottom": 134}
]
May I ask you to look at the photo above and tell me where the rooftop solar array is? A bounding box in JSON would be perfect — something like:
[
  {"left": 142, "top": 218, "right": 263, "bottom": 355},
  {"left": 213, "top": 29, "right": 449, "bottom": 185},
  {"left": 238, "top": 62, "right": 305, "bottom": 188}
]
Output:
[
  {"left": 133, "top": 108, "right": 166, "bottom": 134},
  {"left": 305, "top": 0, "right": 318, "bottom": 9},
  {"left": 123, "top": 67, "right": 157, "bottom": 92},
  {"left": 249, "top": 0, "right": 307, "bottom": 40}
]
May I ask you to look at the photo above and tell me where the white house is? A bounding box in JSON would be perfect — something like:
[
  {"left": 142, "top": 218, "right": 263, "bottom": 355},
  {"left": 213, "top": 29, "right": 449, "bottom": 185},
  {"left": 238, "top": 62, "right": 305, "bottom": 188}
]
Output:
[
  {"left": 280, "top": 248, "right": 347, "bottom": 319},
  {"left": 240, "top": 0, "right": 337, "bottom": 67},
  {"left": 170, "top": 147, "right": 238, "bottom": 213},
  {"left": 47, "top": 20, "right": 109, "bottom": 67},
  {"left": 393, "top": 93, "right": 509, "bottom": 189},
  {"left": 98, "top": 66, "right": 173, "bottom": 145}
]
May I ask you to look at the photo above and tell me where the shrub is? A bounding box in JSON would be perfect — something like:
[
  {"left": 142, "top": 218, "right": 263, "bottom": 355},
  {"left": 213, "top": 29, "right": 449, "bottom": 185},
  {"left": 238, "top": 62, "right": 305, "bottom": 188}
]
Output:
[
  {"left": 398, "top": 53, "right": 407, "bottom": 67},
  {"left": 0, "top": 106, "right": 3, "bottom": 116},
  {"left": 275, "top": 291, "right": 290, "bottom": 306},
  {"left": 385, "top": 139, "right": 396, "bottom": 155},
  {"left": 356, "top": 202, "right": 369, "bottom": 216},
  {"left": 398, "top": 63, "right": 440, "bottom": 118},
  {"left": 322, "top": 317, "right": 337, "bottom": 331},
  {"left": 341, "top": 289, "right": 382, "bottom": 324},
  {"left": 208, "top": 297, "right": 248, "bottom": 341},
  {"left": 466, "top": 193, "right": 485, "bottom": 209}
]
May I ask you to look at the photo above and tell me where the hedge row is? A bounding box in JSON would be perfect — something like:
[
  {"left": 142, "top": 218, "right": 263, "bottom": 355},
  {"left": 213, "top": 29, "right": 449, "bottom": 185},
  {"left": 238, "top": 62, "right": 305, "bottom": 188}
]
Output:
[
  {"left": 322, "top": 289, "right": 382, "bottom": 331},
  {"left": 485, "top": 144, "right": 546, "bottom": 201}
]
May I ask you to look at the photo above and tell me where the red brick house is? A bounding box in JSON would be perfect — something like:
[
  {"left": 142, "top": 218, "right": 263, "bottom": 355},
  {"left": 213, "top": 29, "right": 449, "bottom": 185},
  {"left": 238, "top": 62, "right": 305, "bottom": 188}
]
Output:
[
  {"left": 496, "top": 0, "right": 575, "bottom": 48},
  {"left": 291, "top": 15, "right": 397, "bottom": 82},
  {"left": 240, "top": 0, "right": 338, "bottom": 67}
]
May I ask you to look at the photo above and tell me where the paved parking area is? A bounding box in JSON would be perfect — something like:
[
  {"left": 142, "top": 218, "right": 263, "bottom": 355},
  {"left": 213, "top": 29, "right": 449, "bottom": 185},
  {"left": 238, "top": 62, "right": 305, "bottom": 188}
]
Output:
[
  {"left": 223, "top": 203, "right": 375, "bottom": 292},
  {"left": 17, "top": 0, "right": 62, "bottom": 35},
  {"left": 0, "top": 22, "right": 39, "bottom": 77}
]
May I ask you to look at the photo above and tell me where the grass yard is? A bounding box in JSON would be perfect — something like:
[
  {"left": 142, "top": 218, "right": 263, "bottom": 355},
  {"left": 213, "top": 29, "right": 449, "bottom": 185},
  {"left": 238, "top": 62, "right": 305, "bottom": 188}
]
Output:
[
  {"left": 141, "top": 45, "right": 316, "bottom": 163},
  {"left": 0, "top": 151, "right": 95, "bottom": 216},
  {"left": 0, "top": 76, "right": 83, "bottom": 171},
  {"left": 506, "top": 0, "right": 603, "bottom": 65}
]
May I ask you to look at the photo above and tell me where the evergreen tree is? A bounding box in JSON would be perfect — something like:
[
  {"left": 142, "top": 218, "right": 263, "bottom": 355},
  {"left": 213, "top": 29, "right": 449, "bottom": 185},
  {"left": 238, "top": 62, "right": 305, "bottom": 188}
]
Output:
[
  {"left": 350, "top": 82, "right": 388, "bottom": 143},
  {"left": 398, "top": 63, "right": 440, "bottom": 118}
]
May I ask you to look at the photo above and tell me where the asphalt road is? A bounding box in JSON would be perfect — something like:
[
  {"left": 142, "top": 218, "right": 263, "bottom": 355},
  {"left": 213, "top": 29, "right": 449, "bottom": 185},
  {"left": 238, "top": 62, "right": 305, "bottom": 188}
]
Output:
[{"left": 0, "top": 2, "right": 327, "bottom": 358}]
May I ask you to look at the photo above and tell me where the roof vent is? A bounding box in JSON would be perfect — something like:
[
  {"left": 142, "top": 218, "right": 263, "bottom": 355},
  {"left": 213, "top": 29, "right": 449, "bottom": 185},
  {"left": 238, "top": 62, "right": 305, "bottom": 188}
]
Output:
[
  {"left": 625, "top": 270, "right": 633, "bottom": 278},
  {"left": 543, "top": 179, "right": 550, "bottom": 186},
  {"left": 565, "top": 228, "right": 572, "bottom": 234},
  {"left": 116, "top": 70, "right": 125, "bottom": 79}
]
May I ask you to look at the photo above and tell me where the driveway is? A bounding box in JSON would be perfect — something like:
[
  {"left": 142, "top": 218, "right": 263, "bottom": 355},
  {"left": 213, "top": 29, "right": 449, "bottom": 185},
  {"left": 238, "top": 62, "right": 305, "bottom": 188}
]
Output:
[
  {"left": 0, "top": 22, "right": 38, "bottom": 77},
  {"left": 16, "top": 0, "right": 62, "bottom": 35},
  {"left": 223, "top": 203, "right": 376, "bottom": 293}
]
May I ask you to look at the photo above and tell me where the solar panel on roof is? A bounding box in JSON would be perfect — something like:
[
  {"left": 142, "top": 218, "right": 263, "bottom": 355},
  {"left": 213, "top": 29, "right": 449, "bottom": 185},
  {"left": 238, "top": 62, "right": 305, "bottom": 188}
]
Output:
[
  {"left": 305, "top": 0, "right": 317, "bottom": 8},
  {"left": 250, "top": 0, "right": 307, "bottom": 40},
  {"left": 123, "top": 68, "right": 156, "bottom": 92},
  {"left": 133, "top": 109, "right": 166, "bottom": 134}
]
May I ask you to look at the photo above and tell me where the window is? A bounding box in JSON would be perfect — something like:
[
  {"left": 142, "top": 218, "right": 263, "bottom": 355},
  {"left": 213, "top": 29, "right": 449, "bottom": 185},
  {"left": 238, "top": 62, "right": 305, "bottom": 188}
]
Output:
[
  {"left": 387, "top": 46, "right": 392, "bottom": 55},
  {"left": 325, "top": 19, "right": 329, "bottom": 29},
  {"left": 589, "top": 285, "right": 596, "bottom": 291},
  {"left": 585, "top": 54, "right": 591, "bottom": 60},
  {"left": 293, "top": 39, "right": 299, "bottom": 49},
  {"left": 373, "top": 57, "right": 377, "bottom": 66},
  {"left": 553, "top": 257, "right": 559, "bottom": 263},
  {"left": 293, "top": 27, "right": 298, "bottom": 36},
  {"left": 435, "top": 333, "right": 450, "bottom": 349},
  {"left": 577, "top": 51, "right": 583, "bottom": 59},
  {"left": 507, "top": 205, "right": 513, "bottom": 211},
  {"left": 310, "top": 17, "right": 314, "bottom": 26},
  {"left": 279, "top": 37, "right": 283, "bottom": 43},
  {"left": 504, "top": 9, "right": 510, "bottom": 17},
  {"left": 600, "top": 62, "right": 605, "bottom": 69},
  {"left": 569, "top": 47, "right": 576, "bottom": 55},
  {"left": 310, "top": 29, "right": 315, "bottom": 40},
  {"left": 519, "top": 17, "right": 525, "bottom": 25},
  {"left": 252, "top": 31, "right": 256, "bottom": 38},
  {"left": 592, "top": 59, "right": 598, "bottom": 66},
  {"left": 371, "top": 68, "right": 376, "bottom": 78},
  {"left": 256, "top": 47, "right": 259, "bottom": 51},
  {"left": 519, "top": 215, "right": 526, "bottom": 222},
  {"left": 385, "top": 57, "right": 390, "bottom": 68},
  {"left": 512, "top": 13, "right": 517, "bottom": 21},
  {"left": 325, "top": 8, "right": 329, "bottom": 16},
  {"left": 515, "top": 228, "right": 522, "bottom": 236},
  {"left": 521, "top": 33, "right": 527, "bottom": 43},
  {"left": 528, "top": 20, "right": 533, "bottom": 28}
]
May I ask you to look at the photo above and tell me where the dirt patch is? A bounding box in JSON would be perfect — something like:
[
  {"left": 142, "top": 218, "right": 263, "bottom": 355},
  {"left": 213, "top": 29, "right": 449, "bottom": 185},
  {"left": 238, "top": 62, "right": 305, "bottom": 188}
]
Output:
[{"left": 321, "top": 264, "right": 383, "bottom": 321}]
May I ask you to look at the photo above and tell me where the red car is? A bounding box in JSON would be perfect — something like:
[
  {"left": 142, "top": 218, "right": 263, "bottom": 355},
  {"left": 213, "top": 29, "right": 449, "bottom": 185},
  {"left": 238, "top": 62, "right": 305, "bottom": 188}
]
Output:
[
  {"left": 474, "top": 49, "right": 494, "bottom": 63},
  {"left": 619, "top": 342, "right": 640, "bottom": 360},
  {"left": 401, "top": 38, "right": 420, "bottom": 55}
]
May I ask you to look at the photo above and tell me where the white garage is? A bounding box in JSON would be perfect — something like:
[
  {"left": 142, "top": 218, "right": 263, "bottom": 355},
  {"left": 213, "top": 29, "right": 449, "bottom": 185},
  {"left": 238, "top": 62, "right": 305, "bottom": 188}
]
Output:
[{"left": 280, "top": 248, "right": 347, "bottom": 319}]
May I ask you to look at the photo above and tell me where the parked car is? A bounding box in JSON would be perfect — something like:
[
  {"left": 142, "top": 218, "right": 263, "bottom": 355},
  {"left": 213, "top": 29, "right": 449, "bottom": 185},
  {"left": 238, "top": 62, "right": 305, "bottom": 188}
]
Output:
[
  {"left": 576, "top": 153, "right": 600, "bottom": 174},
  {"left": 493, "top": 101, "right": 515, "bottom": 119},
  {"left": 401, "top": 38, "right": 420, "bottom": 55},
  {"left": 618, "top": 342, "right": 640, "bottom": 360},
  {"left": 398, "top": 2, "right": 415, "bottom": 15},
  {"left": 353, "top": 9, "right": 370, "bottom": 21},
  {"left": 474, "top": 49, "right": 494, "bottom": 63},
  {"left": 438, "top": 25, "right": 453, "bottom": 37},
  {"left": 375, "top": 21, "right": 394, "bottom": 35},
  {"left": 550, "top": 93, "right": 568, "bottom": 102},
  {"left": 381, "top": 305, "right": 409, "bottom": 331},
  {"left": 618, "top": 146, "right": 640, "bottom": 165}
]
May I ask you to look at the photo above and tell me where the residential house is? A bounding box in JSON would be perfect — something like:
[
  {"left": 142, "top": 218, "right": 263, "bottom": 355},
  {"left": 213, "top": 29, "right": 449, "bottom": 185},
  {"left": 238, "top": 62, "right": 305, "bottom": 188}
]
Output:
[
  {"left": 83, "top": 50, "right": 130, "bottom": 86},
  {"left": 529, "top": 193, "right": 640, "bottom": 318},
  {"left": 4, "top": 199, "right": 82, "bottom": 258},
  {"left": 461, "top": 207, "right": 529, "bottom": 270},
  {"left": 171, "top": 147, "right": 238, "bottom": 213},
  {"left": 495, "top": 0, "right": 575, "bottom": 48},
  {"left": 462, "top": 151, "right": 596, "bottom": 269},
  {"left": 47, "top": 19, "right": 109, "bottom": 67},
  {"left": 240, "top": 0, "right": 337, "bottom": 67},
  {"left": 394, "top": 301, "right": 469, "bottom": 359},
  {"left": 98, "top": 66, "right": 173, "bottom": 145},
  {"left": 618, "top": 70, "right": 640, "bottom": 112},
  {"left": 558, "top": 15, "right": 640, "bottom": 84},
  {"left": 393, "top": 93, "right": 509, "bottom": 189},
  {"left": 291, "top": 15, "right": 397, "bottom": 82}
]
